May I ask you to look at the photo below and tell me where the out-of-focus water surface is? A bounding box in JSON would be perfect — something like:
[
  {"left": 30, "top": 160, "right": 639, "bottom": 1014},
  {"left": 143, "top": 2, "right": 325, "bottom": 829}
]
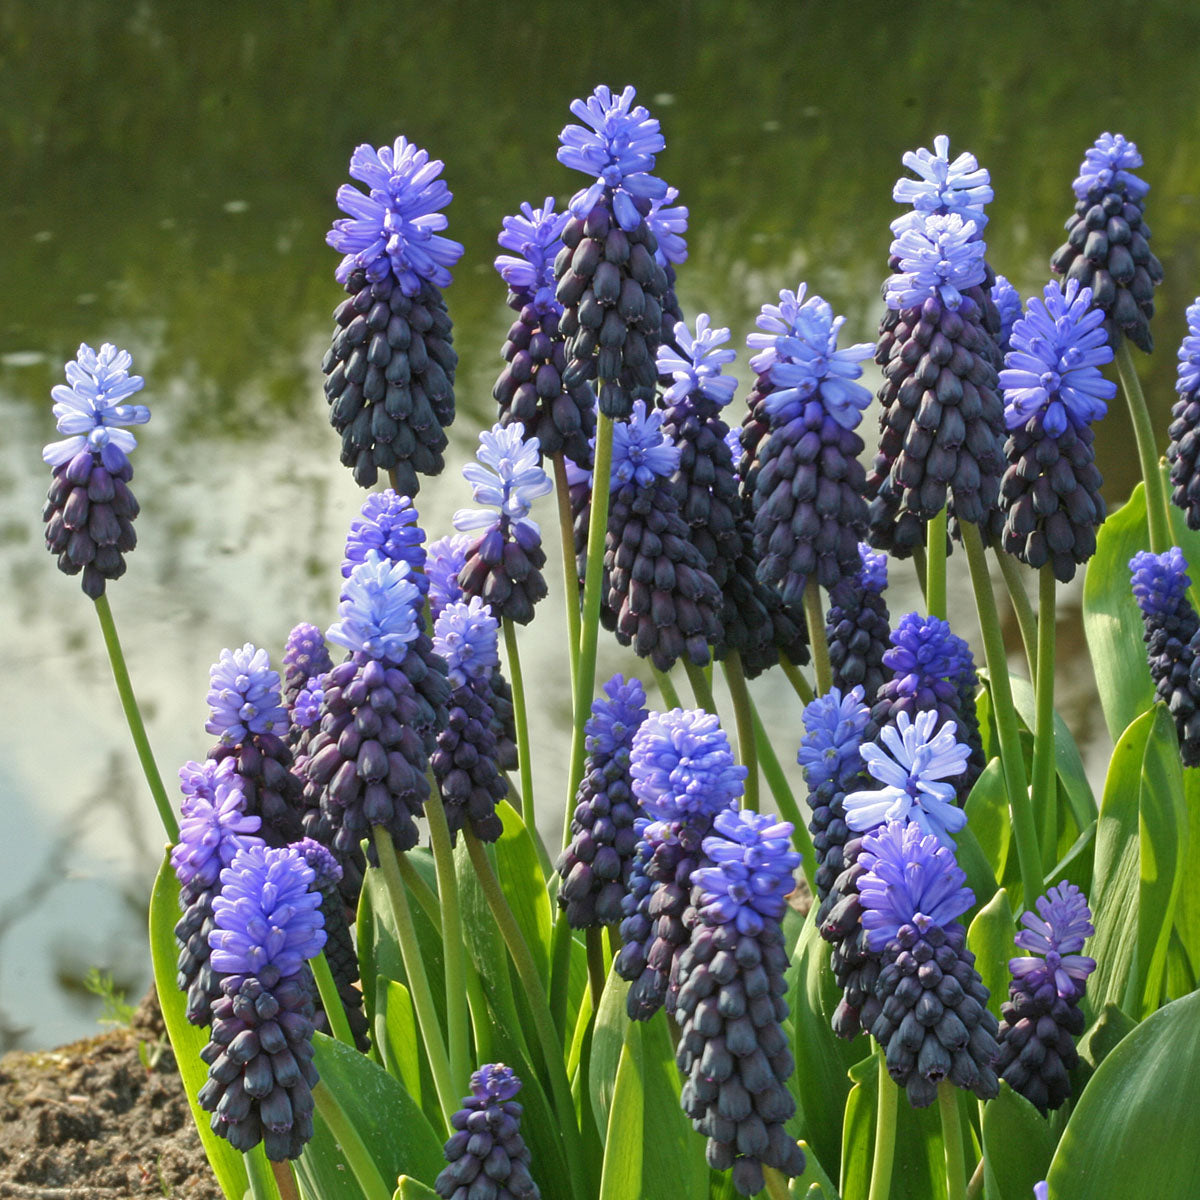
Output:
[{"left": 5, "top": 1, "right": 1200, "bottom": 1048}]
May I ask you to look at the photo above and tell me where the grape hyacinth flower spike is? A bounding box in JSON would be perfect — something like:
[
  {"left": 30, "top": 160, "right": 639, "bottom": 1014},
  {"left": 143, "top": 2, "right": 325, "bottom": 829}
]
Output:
[
  {"left": 42, "top": 342, "right": 149, "bottom": 598},
  {"left": 454, "top": 423, "right": 553, "bottom": 625},
  {"left": 554, "top": 83, "right": 671, "bottom": 418},
  {"left": 198, "top": 844, "right": 325, "bottom": 1160},
  {"left": 647, "top": 186, "right": 690, "bottom": 347},
  {"left": 281, "top": 623, "right": 333, "bottom": 714},
  {"left": 206, "top": 644, "right": 305, "bottom": 847},
  {"left": 493, "top": 198, "right": 595, "bottom": 464},
  {"left": 995, "top": 883, "right": 1096, "bottom": 1112},
  {"left": 1051, "top": 132, "right": 1163, "bottom": 352},
  {"left": 998, "top": 279, "right": 1113, "bottom": 581},
  {"left": 341, "top": 488, "right": 428, "bottom": 593},
  {"left": 556, "top": 674, "right": 649, "bottom": 927},
  {"left": 324, "top": 137, "right": 462, "bottom": 491},
  {"left": 435, "top": 1064, "right": 541, "bottom": 1199},
  {"left": 674, "top": 809, "right": 806, "bottom": 1195},
  {"left": 825, "top": 543, "right": 892, "bottom": 707},
  {"left": 1166, "top": 299, "right": 1200, "bottom": 528},
  {"left": 857, "top": 820, "right": 1000, "bottom": 1107}
]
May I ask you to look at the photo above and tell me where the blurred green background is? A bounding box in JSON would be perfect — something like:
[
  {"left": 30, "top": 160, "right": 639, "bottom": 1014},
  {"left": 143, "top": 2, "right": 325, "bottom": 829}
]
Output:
[{"left": 3, "top": 0, "right": 1199, "bottom": 1048}]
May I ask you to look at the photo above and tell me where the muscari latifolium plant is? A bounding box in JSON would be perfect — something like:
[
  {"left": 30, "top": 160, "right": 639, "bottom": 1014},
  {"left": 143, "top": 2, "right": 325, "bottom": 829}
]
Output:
[{"left": 40, "top": 88, "right": 1200, "bottom": 1200}]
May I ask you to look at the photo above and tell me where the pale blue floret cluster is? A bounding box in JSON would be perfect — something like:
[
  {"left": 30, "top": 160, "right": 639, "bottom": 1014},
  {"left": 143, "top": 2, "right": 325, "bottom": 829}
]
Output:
[
  {"left": 42, "top": 342, "right": 150, "bottom": 471},
  {"left": 342, "top": 490, "right": 427, "bottom": 589},
  {"left": 646, "top": 186, "right": 688, "bottom": 266},
  {"left": 858, "top": 543, "right": 888, "bottom": 592},
  {"left": 171, "top": 759, "right": 261, "bottom": 889},
  {"left": 656, "top": 314, "right": 738, "bottom": 410},
  {"left": 1010, "top": 882, "right": 1096, "bottom": 1000},
  {"left": 206, "top": 644, "right": 289, "bottom": 746},
  {"left": 1072, "top": 131, "right": 1149, "bottom": 201},
  {"left": 609, "top": 399, "right": 681, "bottom": 488},
  {"left": 326, "top": 556, "right": 421, "bottom": 661},
  {"left": 991, "top": 275, "right": 1023, "bottom": 354},
  {"left": 797, "top": 685, "right": 871, "bottom": 789},
  {"left": 1176, "top": 299, "right": 1200, "bottom": 397},
  {"left": 494, "top": 199, "right": 569, "bottom": 314},
  {"left": 885, "top": 213, "right": 987, "bottom": 312},
  {"left": 427, "top": 533, "right": 470, "bottom": 619},
  {"left": 433, "top": 596, "right": 500, "bottom": 689},
  {"left": 453, "top": 423, "right": 553, "bottom": 536},
  {"left": 891, "top": 135, "right": 993, "bottom": 233}
]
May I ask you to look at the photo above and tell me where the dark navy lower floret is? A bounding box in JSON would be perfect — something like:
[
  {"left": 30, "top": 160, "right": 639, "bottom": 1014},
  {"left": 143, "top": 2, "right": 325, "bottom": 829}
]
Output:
[
  {"left": 994, "top": 974, "right": 1086, "bottom": 1113},
  {"left": 175, "top": 881, "right": 223, "bottom": 1028},
  {"left": 432, "top": 676, "right": 508, "bottom": 845},
  {"left": 825, "top": 578, "right": 891, "bottom": 708},
  {"left": 458, "top": 517, "right": 548, "bottom": 626},
  {"left": 209, "top": 734, "right": 305, "bottom": 848}
]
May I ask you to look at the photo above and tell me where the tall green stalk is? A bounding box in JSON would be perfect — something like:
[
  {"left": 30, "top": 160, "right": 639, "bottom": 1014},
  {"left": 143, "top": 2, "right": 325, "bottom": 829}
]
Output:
[
  {"left": 312, "top": 1082, "right": 392, "bottom": 1200},
  {"left": 310, "top": 951, "right": 355, "bottom": 1048},
  {"left": 1033, "top": 566, "right": 1059, "bottom": 866},
  {"left": 993, "top": 549, "right": 1039, "bottom": 678},
  {"left": 502, "top": 617, "right": 533, "bottom": 823},
  {"left": 779, "top": 654, "right": 815, "bottom": 705},
  {"left": 938, "top": 1082, "right": 968, "bottom": 1200},
  {"left": 651, "top": 663, "right": 683, "bottom": 708},
  {"left": 803, "top": 584, "right": 832, "bottom": 694},
  {"left": 722, "top": 650, "right": 758, "bottom": 809},
  {"left": 551, "top": 453, "right": 582, "bottom": 682},
  {"left": 244, "top": 1145, "right": 280, "bottom": 1200},
  {"left": 93, "top": 594, "right": 177, "bottom": 841},
  {"left": 867, "top": 1053, "right": 898, "bottom": 1200},
  {"left": 926, "top": 508, "right": 948, "bottom": 620},
  {"left": 762, "top": 1167, "right": 792, "bottom": 1200},
  {"left": 1116, "top": 337, "right": 1172, "bottom": 554},
  {"left": 683, "top": 658, "right": 718, "bottom": 713}
]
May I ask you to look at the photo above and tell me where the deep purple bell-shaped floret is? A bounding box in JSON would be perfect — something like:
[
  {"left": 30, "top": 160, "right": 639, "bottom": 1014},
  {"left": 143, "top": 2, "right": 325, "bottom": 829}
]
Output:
[
  {"left": 825, "top": 544, "right": 892, "bottom": 707},
  {"left": 1167, "top": 300, "right": 1200, "bottom": 529},
  {"left": 281, "top": 623, "right": 333, "bottom": 713}
]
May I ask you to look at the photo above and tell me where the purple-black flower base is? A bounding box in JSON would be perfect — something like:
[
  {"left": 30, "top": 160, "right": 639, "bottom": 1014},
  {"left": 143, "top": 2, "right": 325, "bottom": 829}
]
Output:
[
  {"left": 208, "top": 735, "right": 305, "bottom": 849},
  {"left": 42, "top": 449, "right": 139, "bottom": 599},
  {"left": 1000, "top": 413, "right": 1106, "bottom": 582},
  {"left": 555, "top": 198, "right": 668, "bottom": 419},
  {"left": 457, "top": 518, "right": 548, "bottom": 627},
  {"left": 322, "top": 266, "right": 457, "bottom": 491},
  {"left": 866, "top": 294, "right": 1006, "bottom": 558},
  {"left": 197, "top": 966, "right": 319, "bottom": 1160},
  {"left": 307, "top": 875, "right": 371, "bottom": 1052},
  {"left": 175, "top": 883, "right": 224, "bottom": 1028},
  {"left": 432, "top": 677, "right": 508, "bottom": 845},
  {"left": 674, "top": 895, "right": 805, "bottom": 1196},
  {"left": 817, "top": 839, "right": 883, "bottom": 1040},
  {"left": 807, "top": 779, "right": 859, "bottom": 909},
  {"left": 435, "top": 1065, "right": 541, "bottom": 1199},
  {"left": 1167, "top": 305, "right": 1200, "bottom": 529},
  {"left": 994, "top": 975, "right": 1086, "bottom": 1113},
  {"left": 494, "top": 299, "right": 595, "bottom": 466},
  {"left": 825, "top": 577, "right": 892, "bottom": 709},
  {"left": 488, "top": 667, "right": 519, "bottom": 773}
]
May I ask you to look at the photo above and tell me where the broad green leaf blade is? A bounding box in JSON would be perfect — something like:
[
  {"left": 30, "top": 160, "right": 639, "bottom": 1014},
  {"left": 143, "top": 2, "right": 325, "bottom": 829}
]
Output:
[
  {"left": 295, "top": 1034, "right": 445, "bottom": 1200},
  {"left": 494, "top": 800, "right": 552, "bottom": 984},
  {"left": 376, "top": 979, "right": 421, "bottom": 1104},
  {"left": 1173, "top": 769, "right": 1200, "bottom": 982},
  {"left": 967, "top": 887, "right": 1015, "bottom": 1021},
  {"left": 588, "top": 967, "right": 630, "bottom": 1138},
  {"left": 1046, "top": 989, "right": 1200, "bottom": 1199},
  {"left": 1069, "top": 1003, "right": 1137, "bottom": 1099},
  {"left": 394, "top": 1178, "right": 439, "bottom": 1200},
  {"left": 981, "top": 1083, "right": 1054, "bottom": 1200},
  {"left": 599, "top": 1025, "right": 644, "bottom": 1200},
  {"left": 149, "top": 856, "right": 248, "bottom": 1200},
  {"left": 964, "top": 758, "right": 1011, "bottom": 889},
  {"left": 790, "top": 1140, "right": 839, "bottom": 1199}
]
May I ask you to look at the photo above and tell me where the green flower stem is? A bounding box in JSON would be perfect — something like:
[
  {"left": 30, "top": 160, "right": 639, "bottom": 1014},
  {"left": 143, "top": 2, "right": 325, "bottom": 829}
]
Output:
[
  {"left": 961, "top": 524, "right": 1042, "bottom": 908},
  {"left": 270, "top": 1160, "right": 300, "bottom": 1200},
  {"left": 762, "top": 1167, "right": 791, "bottom": 1200},
  {"left": 683, "top": 658, "right": 718, "bottom": 713},
  {"left": 502, "top": 618, "right": 533, "bottom": 824},
  {"left": 938, "top": 1081, "right": 968, "bottom": 1200},
  {"left": 965, "top": 1156, "right": 986, "bottom": 1200},
  {"left": 749, "top": 699, "right": 815, "bottom": 885},
  {"left": 1033, "top": 566, "right": 1059, "bottom": 865},
  {"left": 803, "top": 584, "right": 832, "bottom": 695},
  {"left": 552, "top": 453, "right": 582, "bottom": 682},
  {"left": 651, "top": 663, "right": 683, "bottom": 708},
  {"left": 425, "top": 793, "right": 472, "bottom": 1098},
  {"left": 1116, "top": 336, "right": 1172, "bottom": 554},
  {"left": 722, "top": 650, "right": 759, "bottom": 810},
  {"left": 993, "top": 548, "right": 1039, "bottom": 678},
  {"left": 912, "top": 544, "right": 929, "bottom": 604},
  {"left": 464, "top": 830, "right": 586, "bottom": 1200},
  {"left": 312, "top": 1081, "right": 392, "bottom": 1200},
  {"left": 244, "top": 1145, "right": 280, "bottom": 1200},
  {"left": 548, "top": 914, "right": 572, "bottom": 1038},
  {"left": 310, "top": 951, "right": 355, "bottom": 1048},
  {"left": 371, "top": 825, "right": 456, "bottom": 1129},
  {"left": 395, "top": 852, "right": 439, "bottom": 923},
  {"left": 93, "top": 594, "right": 177, "bottom": 842},
  {"left": 926, "top": 508, "right": 948, "bottom": 620},
  {"left": 585, "top": 926, "right": 606, "bottom": 1014},
  {"left": 779, "top": 654, "right": 815, "bottom": 706},
  {"left": 867, "top": 1053, "right": 898, "bottom": 1200}
]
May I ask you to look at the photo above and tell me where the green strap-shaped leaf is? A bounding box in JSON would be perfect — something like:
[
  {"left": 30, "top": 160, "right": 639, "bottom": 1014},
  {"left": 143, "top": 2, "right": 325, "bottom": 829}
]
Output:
[
  {"left": 376, "top": 978, "right": 421, "bottom": 1104},
  {"left": 966, "top": 887, "right": 1015, "bottom": 1021},
  {"left": 393, "top": 1177, "right": 439, "bottom": 1200},
  {"left": 599, "top": 1024, "right": 644, "bottom": 1200},
  {"left": 981, "top": 1083, "right": 1055, "bottom": 1200},
  {"left": 494, "top": 800, "right": 552, "bottom": 984},
  {"left": 964, "top": 758, "right": 1011, "bottom": 889}
]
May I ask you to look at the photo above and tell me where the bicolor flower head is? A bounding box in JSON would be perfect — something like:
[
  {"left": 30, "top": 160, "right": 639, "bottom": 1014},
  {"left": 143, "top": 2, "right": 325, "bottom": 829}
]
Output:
[
  {"left": 172, "top": 759, "right": 261, "bottom": 889},
  {"left": 891, "top": 135, "right": 993, "bottom": 233},
  {"left": 858, "top": 543, "right": 888, "bottom": 593},
  {"left": 42, "top": 342, "right": 150, "bottom": 472},
  {"left": 843, "top": 710, "right": 971, "bottom": 843},
  {"left": 427, "top": 533, "right": 471, "bottom": 619},
  {"left": 609, "top": 399, "right": 680, "bottom": 489},
  {"left": 453, "top": 423, "right": 553, "bottom": 536},
  {"left": 292, "top": 682, "right": 325, "bottom": 729},
  {"left": 630, "top": 708, "right": 746, "bottom": 827},
  {"left": 1010, "top": 882, "right": 1096, "bottom": 1000},
  {"left": 558, "top": 84, "right": 668, "bottom": 232},
  {"left": 494, "top": 198, "right": 569, "bottom": 314},
  {"left": 884, "top": 613, "right": 976, "bottom": 700},
  {"left": 657, "top": 314, "right": 738, "bottom": 410},
  {"left": 647, "top": 186, "right": 688, "bottom": 266},
  {"left": 797, "top": 685, "right": 871, "bottom": 789},
  {"left": 1130, "top": 547, "right": 1192, "bottom": 620},
  {"left": 469, "top": 1063, "right": 522, "bottom": 1104},
  {"left": 283, "top": 623, "right": 332, "bottom": 686},
  {"left": 208, "top": 844, "right": 325, "bottom": 979},
  {"left": 999, "top": 279, "right": 1116, "bottom": 436},
  {"left": 586, "top": 674, "right": 649, "bottom": 760},
  {"left": 1177, "top": 299, "right": 1200, "bottom": 398},
  {"left": 747, "top": 286, "right": 874, "bottom": 430},
  {"left": 992, "top": 275, "right": 1023, "bottom": 355},
  {"left": 1072, "top": 132, "right": 1149, "bottom": 201},
  {"left": 327, "top": 556, "right": 422, "bottom": 661},
  {"left": 327, "top": 136, "right": 464, "bottom": 292},
  {"left": 342, "top": 490, "right": 427, "bottom": 590},
  {"left": 206, "top": 644, "right": 289, "bottom": 746},
  {"left": 693, "top": 808, "right": 801, "bottom": 935},
  {"left": 434, "top": 596, "right": 499, "bottom": 689},
  {"left": 886, "top": 213, "right": 988, "bottom": 312},
  {"left": 290, "top": 836, "right": 344, "bottom": 891},
  {"left": 856, "top": 819, "right": 974, "bottom": 951}
]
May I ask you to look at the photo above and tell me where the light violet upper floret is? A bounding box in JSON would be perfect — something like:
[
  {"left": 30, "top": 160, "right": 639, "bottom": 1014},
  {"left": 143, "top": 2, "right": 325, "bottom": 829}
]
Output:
[
  {"left": 647, "top": 186, "right": 688, "bottom": 267},
  {"left": 884, "top": 612, "right": 976, "bottom": 699},
  {"left": 434, "top": 597, "right": 499, "bottom": 689},
  {"left": 470, "top": 1063, "right": 522, "bottom": 1104},
  {"left": 292, "top": 682, "right": 325, "bottom": 729},
  {"left": 857, "top": 820, "right": 974, "bottom": 951},
  {"left": 609, "top": 400, "right": 681, "bottom": 489},
  {"left": 205, "top": 644, "right": 289, "bottom": 746},
  {"left": 843, "top": 710, "right": 970, "bottom": 844},
  {"left": 797, "top": 685, "right": 871, "bottom": 790},
  {"left": 746, "top": 286, "right": 874, "bottom": 430},
  {"left": 494, "top": 198, "right": 569, "bottom": 315},
  {"left": 858, "top": 543, "right": 888, "bottom": 593},
  {"left": 209, "top": 844, "right": 325, "bottom": 980},
  {"left": 1010, "top": 882, "right": 1096, "bottom": 999},
  {"left": 454, "top": 423, "right": 553, "bottom": 538},
  {"left": 43, "top": 342, "right": 151, "bottom": 471},
  {"left": 342, "top": 489, "right": 427, "bottom": 590},
  {"left": 1072, "top": 132, "right": 1150, "bottom": 201},
  {"left": 327, "top": 136, "right": 464, "bottom": 293},
  {"left": 999, "top": 279, "right": 1116, "bottom": 436},
  {"left": 1130, "top": 547, "right": 1192, "bottom": 620},
  {"left": 585, "top": 673, "right": 649, "bottom": 760},
  {"left": 886, "top": 213, "right": 987, "bottom": 312},
  {"left": 657, "top": 314, "right": 738, "bottom": 411},
  {"left": 427, "top": 532, "right": 471, "bottom": 619},
  {"left": 891, "top": 135, "right": 993, "bottom": 234},
  {"left": 991, "top": 275, "right": 1023, "bottom": 355},
  {"left": 172, "top": 759, "right": 261, "bottom": 889},
  {"left": 327, "top": 556, "right": 422, "bottom": 661},
  {"left": 558, "top": 84, "right": 669, "bottom": 232},
  {"left": 1177, "top": 299, "right": 1200, "bottom": 397},
  {"left": 290, "top": 837, "right": 343, "bottom": 891}
]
